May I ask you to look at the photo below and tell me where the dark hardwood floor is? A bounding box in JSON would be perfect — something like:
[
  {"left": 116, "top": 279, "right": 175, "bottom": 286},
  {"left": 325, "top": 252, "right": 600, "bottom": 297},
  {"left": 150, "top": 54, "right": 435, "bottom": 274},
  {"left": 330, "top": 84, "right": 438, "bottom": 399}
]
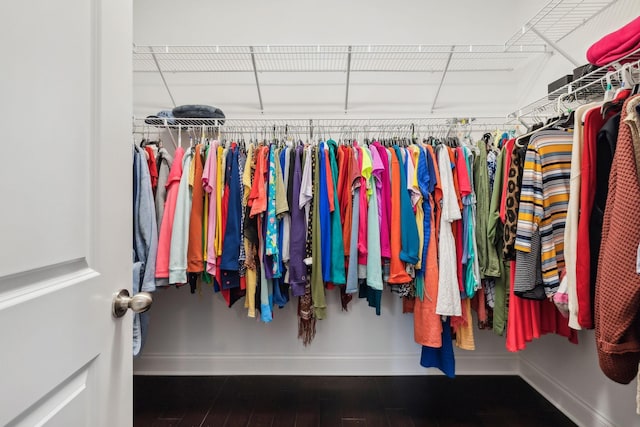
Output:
[{"left": 134, "top": 375, "right": 576, "bottom": 427}]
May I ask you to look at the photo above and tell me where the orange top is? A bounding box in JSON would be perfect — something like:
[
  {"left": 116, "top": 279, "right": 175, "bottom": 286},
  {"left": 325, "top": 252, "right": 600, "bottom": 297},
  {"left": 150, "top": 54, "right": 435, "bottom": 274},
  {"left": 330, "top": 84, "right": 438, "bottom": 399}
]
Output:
[
  {"left": 413, "top": 144, "right": 444, "bottom": 347},
  {"left": 413, "top": 203, "right": 442, "bottom": 347},
  {"left": 187, "top": 144, "right": 205, "bottom": 273},
  {"left": 248, "top": 146, "right": 268, "bottom": 217}
]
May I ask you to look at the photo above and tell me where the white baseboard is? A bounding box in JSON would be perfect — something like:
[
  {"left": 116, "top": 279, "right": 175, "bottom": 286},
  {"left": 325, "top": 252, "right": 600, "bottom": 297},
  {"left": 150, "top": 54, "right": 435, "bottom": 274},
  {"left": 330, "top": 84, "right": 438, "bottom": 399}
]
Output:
[
  {"left": 133, "top": 352, "right": 518, "bottom": 376},
  {"left": 520, "top": 358, "right": 615, "bottom": 427}
]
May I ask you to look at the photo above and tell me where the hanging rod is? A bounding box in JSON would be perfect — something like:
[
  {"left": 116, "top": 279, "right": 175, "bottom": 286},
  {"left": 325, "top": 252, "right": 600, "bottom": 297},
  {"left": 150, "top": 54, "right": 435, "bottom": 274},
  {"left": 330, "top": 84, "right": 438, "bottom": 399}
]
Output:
[
  {"left": 134, "top": 116, "right": 508, "bottom": 128},
  {"left": 133, "top": 117, "right": 513, "bottom": 142}
]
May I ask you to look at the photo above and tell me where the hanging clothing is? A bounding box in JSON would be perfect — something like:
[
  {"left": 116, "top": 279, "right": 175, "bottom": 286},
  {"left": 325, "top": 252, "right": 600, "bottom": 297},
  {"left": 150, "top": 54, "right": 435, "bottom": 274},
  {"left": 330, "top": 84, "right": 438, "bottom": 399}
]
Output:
[
  {"left": 346, "top": 154, "right": 361, "bottom": 294},
  {"left": 327, "top": 140, "right": 346, "bottom": 285},
  {"left": 436, "top": 144, "right": 462, "bottom": 317},
  {"left": 187, "top": 144, "right": 206, "bottom": 274},
  {"left": 563, "top": 103, "right": 599, "bottom": 326},
  {"left": 220, "top": 146, "right": 243, "bottom": 282},
  {"left": 168, "top": 149, "right": 194, "bottom": 284},
  {"left": 413, "top": 144, "right": 442, "bottom": 348},
  {"left": 337, "top": 145, "right": 355, "bottom": 258},
  {"left": 202, "top": 141, "right": 219, "bottom": 275},
  {"left": 420, "top": 317, "right": 455, "bottom": 378},
  {"left": 155, "top": 147, "right": 185, "bottom": 286},
  {"left": 265, "top": 145, "right": 282, "bottom": 278},
  {"left": 289, "top": 144, "right": 307, "bottom": 297},
  {"left": 474, "top": 139, "right": 500, "bottom": 278},
  {"left": 155, "top": 148, "right": 173, "bottom": 229},
  {"left": 458, "top": 146, "right": 480, "bottom": 298},
  {"left": 487, "top": 145, "right": 509, "bottom": 336},
  {"left": 133, "top": 145, "right": 158, "bottom": 356},
  {"left": 372, "top": 142, "right": 392, "bottom": 258},
  {"left": 395, "top": 146, "right": 420, "bottom": 265},
  {"left": 595, "top": 95, "right": 640, "bottom": 384},
  {"left": 318, "top": 143, "right": 332, "bottom": 282},
  {"left": 357, "top": 144, "right": 371, "bottom": 266},
  {"left": 144, "top": 146, "right": 159, "bottom": 192},
  {"left": 503, "top": 141, "right": 527, "bottom": 260},
  {"left": 576, "top": 91, "right": 627, "bottom": 328},
  {"left": 242, "top": 144, "right": 258, "bottom": 318},
  {"left": 387, "top": 147, "right": 412, "bottom": 284},
  {"left": 310, "top": 147, "right": 327, "bottom": 319},
  {"left": 514, "top": 130, "right": 573, "bottom": 298},
  {"left": 364, "top": 145, "right": 383, "bottom": 314}
]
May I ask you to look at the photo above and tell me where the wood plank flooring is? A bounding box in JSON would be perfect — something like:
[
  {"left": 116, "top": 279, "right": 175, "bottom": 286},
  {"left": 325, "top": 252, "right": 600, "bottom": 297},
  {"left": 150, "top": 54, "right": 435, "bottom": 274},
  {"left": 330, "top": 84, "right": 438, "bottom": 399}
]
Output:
[{"left": 134, "top": 375, "right": 576, "bottom": 427}]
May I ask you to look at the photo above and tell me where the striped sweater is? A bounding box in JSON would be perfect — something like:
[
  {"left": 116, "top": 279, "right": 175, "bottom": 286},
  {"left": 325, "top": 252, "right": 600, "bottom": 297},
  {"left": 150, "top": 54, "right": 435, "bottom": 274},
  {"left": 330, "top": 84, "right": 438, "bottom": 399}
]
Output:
[{"left": 515, "top": 130, "right": 573, "bottom": 296}]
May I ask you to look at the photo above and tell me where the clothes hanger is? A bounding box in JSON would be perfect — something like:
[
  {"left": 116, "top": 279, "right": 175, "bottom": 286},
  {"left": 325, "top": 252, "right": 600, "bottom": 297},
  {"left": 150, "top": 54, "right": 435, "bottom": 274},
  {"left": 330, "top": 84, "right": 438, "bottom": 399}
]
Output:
[
  {"left": 621, "top": 62, "right": 640, "bottom": 95},
  {"left": 158, "top": 118, "right": 177, "bottom": 149},
  {"left": 551, "top": 92, "right": 575, "bottom": 129},
  {"left": 514, "top": 99, "right": 562, "bottom": 147},
  {"left": 515, "top": 106, "right": 562, "bottom": 148}
]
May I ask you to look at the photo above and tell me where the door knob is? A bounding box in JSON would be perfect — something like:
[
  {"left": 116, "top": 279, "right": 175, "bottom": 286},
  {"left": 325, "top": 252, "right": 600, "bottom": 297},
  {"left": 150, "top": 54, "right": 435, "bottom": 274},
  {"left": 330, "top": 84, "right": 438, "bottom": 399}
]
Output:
[{"left": 112, "top": 289, "right": 153, "bottom": 318}]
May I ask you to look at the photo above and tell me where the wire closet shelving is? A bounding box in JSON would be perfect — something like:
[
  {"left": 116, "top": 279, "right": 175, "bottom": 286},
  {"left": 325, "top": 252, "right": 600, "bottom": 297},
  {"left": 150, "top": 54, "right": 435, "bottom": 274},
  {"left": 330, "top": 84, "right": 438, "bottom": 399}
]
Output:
[
  {"left": 509, "top": 46, "right": 640, "bottom": 121},
  {"left": 133, "top": 0, "right": 621, "bottom": 114},
  {"left": 133, "top": 117, "right": 514, "bottom": 148}
]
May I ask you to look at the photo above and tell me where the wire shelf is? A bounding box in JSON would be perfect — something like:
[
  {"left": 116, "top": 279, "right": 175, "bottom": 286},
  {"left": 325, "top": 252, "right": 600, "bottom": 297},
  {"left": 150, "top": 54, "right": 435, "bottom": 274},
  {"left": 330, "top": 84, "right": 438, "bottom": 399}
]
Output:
[
  {"left": 133, "top": 1, "right": 621, "bottom": 114},
  {"left": 505, "top": 0, "right": 620, "bottom": 48},
  {"left": 133, "top": 44, "right": 549, "bottom": 73},
  {"left": 510, "top": 46, "right": 640, "bottom": 120}
]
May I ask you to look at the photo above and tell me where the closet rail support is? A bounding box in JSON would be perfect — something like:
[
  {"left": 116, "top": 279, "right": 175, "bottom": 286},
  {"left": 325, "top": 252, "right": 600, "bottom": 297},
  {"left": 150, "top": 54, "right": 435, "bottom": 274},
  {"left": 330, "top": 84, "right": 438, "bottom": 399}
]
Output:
[
  {"left": 151, "top": 51, "right": 177, "bottom": 108},
  {"left": 249, "top": 46, "right": 265, "bottom": 112},
  {"left": 344, "top": 46, "right": 353, "bottom": 113},
  {"left": 430, "top": 46, "right": 454, "bottom": 114},
  {"left": 529, "top": 27, "right": 581, "bottom": 67}
]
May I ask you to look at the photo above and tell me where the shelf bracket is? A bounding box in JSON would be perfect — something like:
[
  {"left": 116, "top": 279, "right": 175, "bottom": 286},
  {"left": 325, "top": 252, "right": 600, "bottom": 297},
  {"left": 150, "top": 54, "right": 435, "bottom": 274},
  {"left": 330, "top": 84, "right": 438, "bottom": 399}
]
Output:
[
  {"left": 529, "top": 26, "right": 581, "bottom": 67},
  {"left": 430, "top": 46, "right": 454, "bottom": 114},
  {"left": 249, "top": 46, "right": 264, "bottom": 112},
  {"left": 344, "top": 46, "right": 353, "bottom": 113},
  {"left": 151, "top": 50, "right": 177, "bottom": 108}
]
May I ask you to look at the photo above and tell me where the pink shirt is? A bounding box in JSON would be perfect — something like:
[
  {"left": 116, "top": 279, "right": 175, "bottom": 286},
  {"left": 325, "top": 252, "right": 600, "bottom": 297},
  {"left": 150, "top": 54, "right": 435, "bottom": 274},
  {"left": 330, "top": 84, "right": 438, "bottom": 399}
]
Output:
[
  {"left": 356, "top": 145, "right": 369, "bottom": 265},
  {"left": 202, "top": 142, "right": 218, "bottom": 274},
  {"left": 156, "top": 147, "right": 185, "bottom": 279},
  {"left": 372, "top": 143, "right": 392, "bottom": 258},
  {"left": 370, "top": 146, "right": 385, "bottom": 224}
]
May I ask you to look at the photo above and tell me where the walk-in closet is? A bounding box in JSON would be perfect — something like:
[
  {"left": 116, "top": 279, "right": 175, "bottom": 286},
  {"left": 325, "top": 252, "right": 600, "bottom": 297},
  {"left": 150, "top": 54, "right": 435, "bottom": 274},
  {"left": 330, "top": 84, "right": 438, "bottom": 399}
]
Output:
[{"left": 2, "top": 1, "right": 640, "bottom": 426}]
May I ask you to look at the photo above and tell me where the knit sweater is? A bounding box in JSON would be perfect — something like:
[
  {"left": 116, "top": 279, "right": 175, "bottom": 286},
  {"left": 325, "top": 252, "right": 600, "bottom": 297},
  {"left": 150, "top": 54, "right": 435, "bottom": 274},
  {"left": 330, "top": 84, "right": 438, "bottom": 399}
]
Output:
[{"left": 595, "top": 95, "right": 640, "bottom": 384}]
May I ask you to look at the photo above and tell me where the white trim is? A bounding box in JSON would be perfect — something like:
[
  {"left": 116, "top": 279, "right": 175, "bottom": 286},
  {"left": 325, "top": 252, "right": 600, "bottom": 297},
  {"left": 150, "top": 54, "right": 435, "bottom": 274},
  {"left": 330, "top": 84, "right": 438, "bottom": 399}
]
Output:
[
  {"left": 134, "top": 352, "right": 518, "bottom": 376},
  {"left": 519, "top": 357, "right": 616, "bottom": 427}
]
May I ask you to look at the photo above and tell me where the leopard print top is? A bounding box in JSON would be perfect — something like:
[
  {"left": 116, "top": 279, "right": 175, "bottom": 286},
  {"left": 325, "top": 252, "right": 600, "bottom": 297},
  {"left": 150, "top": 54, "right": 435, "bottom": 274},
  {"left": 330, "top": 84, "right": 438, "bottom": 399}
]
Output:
[{"left": 503, "top": 142, "right": 528, "bottom": 260}]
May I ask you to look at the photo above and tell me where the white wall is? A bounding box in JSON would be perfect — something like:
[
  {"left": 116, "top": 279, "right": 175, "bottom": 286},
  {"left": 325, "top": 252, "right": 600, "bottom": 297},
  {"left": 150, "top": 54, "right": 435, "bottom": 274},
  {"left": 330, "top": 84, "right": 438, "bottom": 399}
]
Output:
[
  {"left": 133, "top": 0, "right": 546, "bottom": 46},
  {"left": 135, "top": 285, "right": 516, "bottom": 376},
  {"left": 133, "top": 1, "right": 640, "bottom": 425},
  {"left": 520, "top": 332, "right": 639, "bottom": 427},
  {"left": 132, "top": 0, "right": 549, "bottom": 118}
]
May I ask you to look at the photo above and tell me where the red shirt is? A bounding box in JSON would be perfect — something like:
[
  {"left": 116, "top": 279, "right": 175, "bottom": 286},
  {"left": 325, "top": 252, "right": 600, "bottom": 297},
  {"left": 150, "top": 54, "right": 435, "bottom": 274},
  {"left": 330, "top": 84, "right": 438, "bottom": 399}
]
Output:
[{"left": 575, "top": 90, "right": 630, "bottom": 328}]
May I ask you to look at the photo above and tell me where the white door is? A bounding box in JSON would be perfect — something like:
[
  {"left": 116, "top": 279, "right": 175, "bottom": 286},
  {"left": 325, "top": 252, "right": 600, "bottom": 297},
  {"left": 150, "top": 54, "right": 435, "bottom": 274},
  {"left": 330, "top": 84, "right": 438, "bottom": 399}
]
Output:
[{"left": 0, "top": 1, "right": 134, "bottom": 426}]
